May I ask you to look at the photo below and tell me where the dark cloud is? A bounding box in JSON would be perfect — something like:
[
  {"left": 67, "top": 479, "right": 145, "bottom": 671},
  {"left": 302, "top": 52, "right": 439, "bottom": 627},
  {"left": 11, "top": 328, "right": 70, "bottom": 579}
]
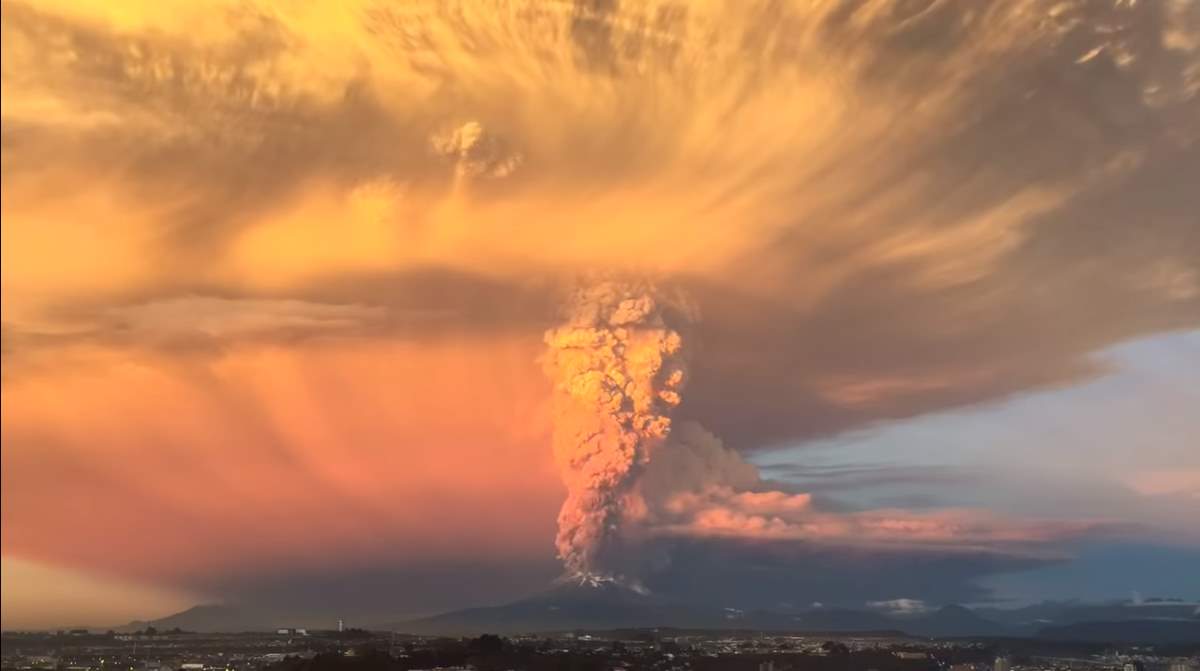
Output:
[
  {"left": 185, "top": 537, "right": 1059, "bottom": 618},
  {"left": 570, "top": 0, "right": 621, "bottom": 72},
  {"left": 678, "top": 143, "right": 1198, "bottom": 448},
  {"left": 640, "top": 536, "right": 1060, "bottom": 609},
  {"left": 1, "top": 269, "right": 556, "bottom": 362},
  {"left": 760, "top": 462, "right": 975, "bottom": 492}
]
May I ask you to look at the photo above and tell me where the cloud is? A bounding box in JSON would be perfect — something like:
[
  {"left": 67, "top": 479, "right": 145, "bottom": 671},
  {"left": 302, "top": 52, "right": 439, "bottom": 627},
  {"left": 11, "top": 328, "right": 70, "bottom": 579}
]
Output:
[
  {"left": 431, "top": 121, "right": 523, "bottom": 180},
  {"left": 2, "top": 0, "right": 1198, "bottom": 617},
  {"left": 639, "top": 536, "right": 1059, "bottom": 609},
  {"left": 631, "top": 422, "right": 1108, "bottom": 556},
  {"left": 1124, "top": 469, "right": 1200, "bottom": 499},
  {"left": 865, "top": 598, "right": 931, "bottom": 616},
  {"left": 1, "top": 334, "right": 561, "bottom": 587},
  {"left": 759, "top": 462, "right": 974, "bottom": 492},
  {"left": 101, "top": 296, "right": 384, "bottom": 342}
]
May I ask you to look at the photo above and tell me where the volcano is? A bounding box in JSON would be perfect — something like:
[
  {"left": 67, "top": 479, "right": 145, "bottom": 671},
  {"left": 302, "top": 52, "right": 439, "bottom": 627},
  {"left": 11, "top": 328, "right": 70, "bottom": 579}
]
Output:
[
  {"left": 389, "top": 580, "right": 906, "bottom": 635},
  {"left": 390, "top": 579, "right": 694, "bottom": 635}
]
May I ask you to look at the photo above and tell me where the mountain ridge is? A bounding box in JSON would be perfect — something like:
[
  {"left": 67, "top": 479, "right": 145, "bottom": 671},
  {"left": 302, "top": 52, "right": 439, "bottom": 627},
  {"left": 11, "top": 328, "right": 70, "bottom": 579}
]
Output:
[{"left": 96, "top": 591, "right": 1200, "bottom": 641}]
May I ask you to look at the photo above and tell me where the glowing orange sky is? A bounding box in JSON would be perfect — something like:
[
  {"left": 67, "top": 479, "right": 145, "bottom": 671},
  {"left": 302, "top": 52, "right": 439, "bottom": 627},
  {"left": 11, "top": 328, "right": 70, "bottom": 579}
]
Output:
[{"left": 2, "top": 336, "right": 560, "bottom": 577}]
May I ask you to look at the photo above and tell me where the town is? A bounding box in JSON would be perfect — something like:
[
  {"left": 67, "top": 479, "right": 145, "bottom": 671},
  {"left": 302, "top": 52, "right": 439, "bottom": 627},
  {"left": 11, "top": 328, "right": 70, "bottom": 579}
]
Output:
[{"left": 3, "top": 628, "right": 1197, "bottom": 671}]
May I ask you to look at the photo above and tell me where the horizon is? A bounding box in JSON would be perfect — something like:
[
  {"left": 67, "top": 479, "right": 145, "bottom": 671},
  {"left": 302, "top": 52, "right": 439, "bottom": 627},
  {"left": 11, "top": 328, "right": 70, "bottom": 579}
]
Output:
[
  {"left": 2, "top": 0, "right": 1198, "bottom": 636},
  {"left": 15, "top": 593, "right": 1200, "bottom": 631},
  {"left": 7, "top": 593, "right": 1200, "bottom": 637}
]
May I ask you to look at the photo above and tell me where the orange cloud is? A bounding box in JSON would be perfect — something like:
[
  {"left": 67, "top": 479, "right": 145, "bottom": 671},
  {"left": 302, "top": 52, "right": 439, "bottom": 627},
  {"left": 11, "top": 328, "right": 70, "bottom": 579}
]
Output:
[
  {"left": 1125, "top": 469, "right": 1200, "bottom": 499},
  {"left": 1, "top": 334, "right": 561, "bottom": 585},
  {"left": 636, "top": 422, "right": 1105, "bottom": 554},
  {"left": 659, "top": 496, "right": 1104, "bottom": 552}
]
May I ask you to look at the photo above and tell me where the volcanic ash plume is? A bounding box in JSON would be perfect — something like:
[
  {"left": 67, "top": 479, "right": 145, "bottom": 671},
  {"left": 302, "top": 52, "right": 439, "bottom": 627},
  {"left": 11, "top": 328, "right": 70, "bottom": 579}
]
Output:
[{"left": 543, "top": 281, "right": 689, "bottom": 581}]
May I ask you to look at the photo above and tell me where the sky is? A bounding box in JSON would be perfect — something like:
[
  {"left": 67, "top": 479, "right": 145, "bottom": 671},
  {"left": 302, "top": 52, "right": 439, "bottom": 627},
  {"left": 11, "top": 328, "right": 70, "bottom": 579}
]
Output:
[
  {"left": 1, "top": 0, "right": 1199, "bottom": 630},
  {"left": 754, "top": 330, "right": 1200, "bottom": 604}
]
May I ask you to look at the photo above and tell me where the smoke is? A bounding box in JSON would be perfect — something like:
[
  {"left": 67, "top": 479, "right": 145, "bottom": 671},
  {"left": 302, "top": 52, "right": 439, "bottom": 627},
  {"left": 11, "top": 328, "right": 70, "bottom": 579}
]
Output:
[
  {"left": 633, "top": 421, "right": 1108, "bottom": 552},
  {"left": 543, "top": 283, "right": 1105, "bottom": 581},
  {"left": 542, "top": 280, "right": 691, "bottom": 581},
  {"left": 431, "top": 121, "right": 523, "bottom": 181}
]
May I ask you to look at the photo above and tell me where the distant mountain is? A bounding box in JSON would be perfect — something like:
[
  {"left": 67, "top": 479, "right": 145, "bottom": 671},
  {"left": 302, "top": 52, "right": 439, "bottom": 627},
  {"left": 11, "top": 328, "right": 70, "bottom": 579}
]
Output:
[
  {"left": 1036, "top": 619, "right": 1200, "bottom": 644},
  {"left": 977, "top": 599, "right": 1200, "bottom": 634},
  {"left": 698, "top": 606, "right": 899, "bottom": 633},
  {"left": 120, "top": 595, "right": 1200, "bottom": 640},
  {"left": 118, "top": 604, "right": 301, "bottom": 633},
  {"left": 1055, "top": 600, "right": 1200, "bottom": 624},
  {"left": 390, "top": 581, "right": 703, "bottom": 635},
  {"left": 787, "top": 608, "right": 897, "bottom": 632},
  {"left": 902, "top": 605, "right": 1009, "bottom": 638},
  {"left": 392, "top": 583, "right": 990, "bottom": 637},
  {"left": 974, "top": 601, "right": 1075, "bottom": 629}
]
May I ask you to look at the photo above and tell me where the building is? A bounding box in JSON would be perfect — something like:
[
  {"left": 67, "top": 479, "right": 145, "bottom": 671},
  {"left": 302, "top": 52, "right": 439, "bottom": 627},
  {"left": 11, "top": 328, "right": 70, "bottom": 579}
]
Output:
[{"left": 994, "top": 657, "right": 1011, "bottom": 671}]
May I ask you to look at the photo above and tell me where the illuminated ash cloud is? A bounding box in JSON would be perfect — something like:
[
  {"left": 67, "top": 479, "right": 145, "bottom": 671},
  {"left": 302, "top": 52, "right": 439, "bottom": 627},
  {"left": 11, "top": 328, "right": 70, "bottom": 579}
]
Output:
[
  {"left": 542, "top": 281, "right": 691, "bottom": 581},
  {"left": 431, "top": 121, "right": 523, "bottom": 180},
  {"left": 633, "top": 421, "right": 1109, "bottom": 554},
  {"left": 543, "top": 283, "right": 1110, "bottom": 583}
]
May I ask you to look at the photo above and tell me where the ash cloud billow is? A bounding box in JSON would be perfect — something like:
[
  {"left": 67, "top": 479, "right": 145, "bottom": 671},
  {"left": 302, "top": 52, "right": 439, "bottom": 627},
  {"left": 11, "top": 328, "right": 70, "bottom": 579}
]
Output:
[
  {"left": 543, "top": 281, "right": 1112, "bottom": 585},
  {"left": 542, "top": 281, "right": 691, "bottom": 583}
]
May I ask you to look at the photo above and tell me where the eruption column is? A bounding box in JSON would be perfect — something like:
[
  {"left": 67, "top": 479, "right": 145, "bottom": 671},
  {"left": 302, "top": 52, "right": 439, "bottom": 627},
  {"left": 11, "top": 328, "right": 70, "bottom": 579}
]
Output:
[{"left": 542, "top": 281, "right": 688, "bottom": 581}]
